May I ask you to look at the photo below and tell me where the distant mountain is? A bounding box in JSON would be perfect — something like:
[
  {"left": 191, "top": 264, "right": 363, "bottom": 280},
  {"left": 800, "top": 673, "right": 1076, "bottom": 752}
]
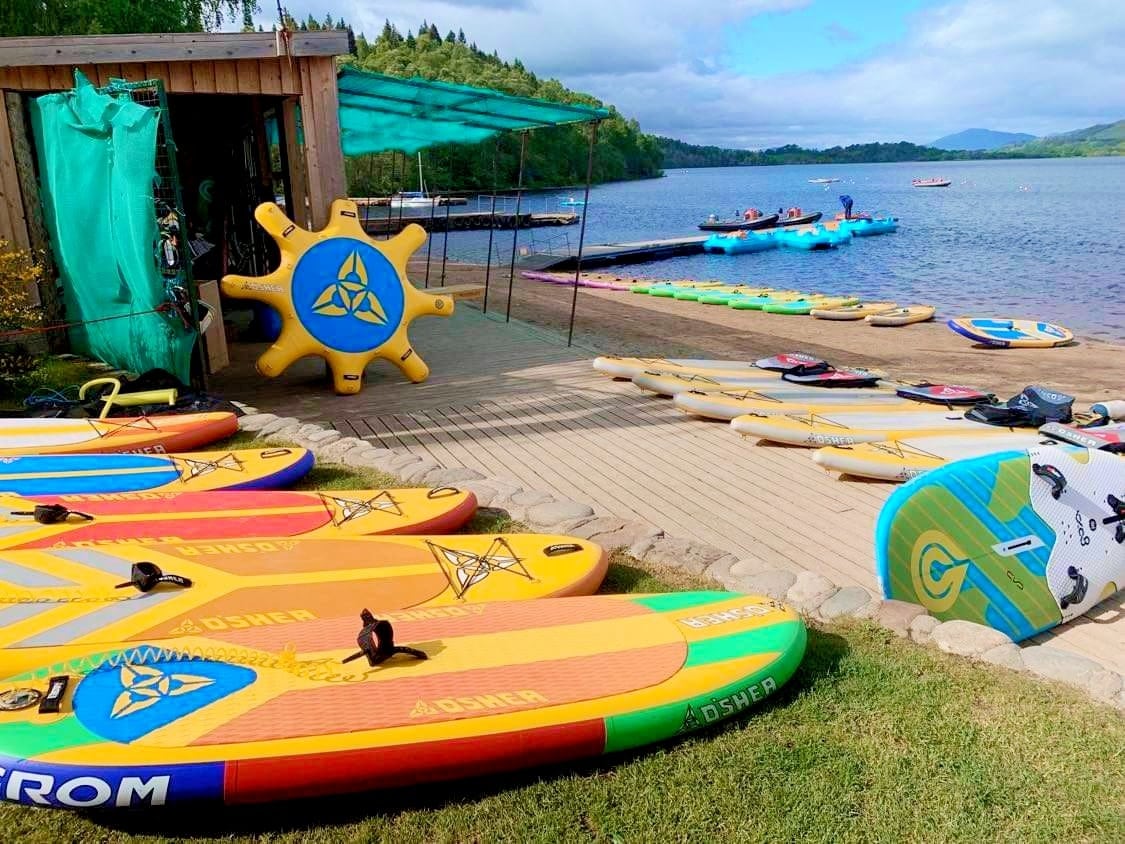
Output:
[
  {"left": 930, "top": 128, "right": 1036, "bottom": 150},
  {"left": 1004, "top": 119, "right": 1125, "bottom": 156}
]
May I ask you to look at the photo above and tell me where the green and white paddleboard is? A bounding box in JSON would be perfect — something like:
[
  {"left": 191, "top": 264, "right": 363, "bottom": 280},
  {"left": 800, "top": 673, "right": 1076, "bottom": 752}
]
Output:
[{"left": 876, "top": 444, "right": 1124, "bottom": 641}]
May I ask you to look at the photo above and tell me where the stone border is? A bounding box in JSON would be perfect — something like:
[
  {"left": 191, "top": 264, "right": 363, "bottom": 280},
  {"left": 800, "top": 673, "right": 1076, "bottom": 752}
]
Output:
[{"left": 234, "top": 406, "right": 1125, "bottom": 712}]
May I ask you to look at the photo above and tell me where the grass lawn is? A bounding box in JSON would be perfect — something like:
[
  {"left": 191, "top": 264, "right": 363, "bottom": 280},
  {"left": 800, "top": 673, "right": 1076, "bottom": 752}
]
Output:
[
  {"left": 0, "top": 356, "right": 104, "bottom": 410},
  {"left": 1, "top": 444, "right": 1121, "bottom": 841}
]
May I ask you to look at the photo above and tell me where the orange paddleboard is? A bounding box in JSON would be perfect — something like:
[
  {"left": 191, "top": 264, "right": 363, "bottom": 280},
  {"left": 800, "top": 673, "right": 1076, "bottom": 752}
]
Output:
[{"left": 0, "top": 413, "right": 238, "bottom": 455}]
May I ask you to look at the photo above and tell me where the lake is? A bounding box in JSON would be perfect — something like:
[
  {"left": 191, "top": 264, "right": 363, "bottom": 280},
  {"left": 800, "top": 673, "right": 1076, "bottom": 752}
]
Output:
[{"left": 429, "top": 157, "right": 1125, "bottom": 342}]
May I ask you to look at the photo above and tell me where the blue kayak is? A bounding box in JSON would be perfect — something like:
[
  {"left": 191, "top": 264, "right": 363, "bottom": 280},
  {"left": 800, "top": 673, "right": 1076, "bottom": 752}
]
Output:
[
  {"left": 703, "top": 231, "right": 777, "bottom": 254},
  {"left": 840, "top": 216, "right": 898, "bottom": 236}
]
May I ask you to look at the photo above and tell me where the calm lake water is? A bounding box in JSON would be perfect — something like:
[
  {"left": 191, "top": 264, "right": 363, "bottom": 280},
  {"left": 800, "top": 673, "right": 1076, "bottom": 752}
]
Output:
[{"left": 428, "top": 158, "right": 1125, "bottom": 341}]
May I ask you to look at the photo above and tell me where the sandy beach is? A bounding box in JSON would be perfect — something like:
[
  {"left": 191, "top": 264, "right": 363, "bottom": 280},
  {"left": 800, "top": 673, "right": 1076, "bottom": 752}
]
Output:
[{"left": 417, "top": 262, "right": 1125, "bottom": 408}]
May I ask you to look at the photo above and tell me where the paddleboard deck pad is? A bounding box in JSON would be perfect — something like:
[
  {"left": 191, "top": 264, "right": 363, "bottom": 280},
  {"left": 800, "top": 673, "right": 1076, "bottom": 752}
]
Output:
[
  {"left": 1040, "top": 421, "right": 1125, "bottom": 452},
  {"left": 0, "top": 487, "right": 478, "bottom": 549},
  {"left": 0, "top": 591, "right": 804, "bottom": 808},
  {"left": 0, "top": 414, "right": 238, "bottom": 456},
  {"left": 0, "top": 449, "right": 313, "bottom": 496},
  {"left": 0, "top": 535, "right": 608, "bottom": 652},
  {"left": 781, "top": 369, "right": 881, "bottom": 388},
  {"left": 876, "top": 445, "right": 1124, "bottom": 641},
  {"left": 754, "top": 353, "right": 829, "bottom": 373},
  {"left": 894, "top": 384, "right": 993, "bottom": 405}
]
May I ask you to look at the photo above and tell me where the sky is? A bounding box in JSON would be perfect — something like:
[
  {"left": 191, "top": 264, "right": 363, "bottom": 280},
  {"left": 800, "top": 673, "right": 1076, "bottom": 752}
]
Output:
[{"left": 263, "top": 0, "right": 1125, "bottom": 149}]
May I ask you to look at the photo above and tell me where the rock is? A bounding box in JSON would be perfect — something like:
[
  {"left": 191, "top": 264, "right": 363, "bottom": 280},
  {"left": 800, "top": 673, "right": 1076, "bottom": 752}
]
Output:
[
  {"left": 733, "top": 569, "right": 797, "bottom": 600},
  {"left": 424, "top": 467, "right": 486, "bottom": 487},
  {"left": 627, "top": 532, "right": 661, "bottom": 559},
  {"left": 641, "top": 537, "right": 729, "bottom": 575},
  {"left": 400, "top": 458, "right": 442, "bottom": 484},
  {"left": 564, "top": 520, "right": 661, "bottom": 552},
  {"left": 508, "top": 489, "right": 554, "bottom": 507},
  {"left": 314, "top": 437, "right": 367, "bottom": 465},
  {"left": 979, "top": 643, "right": 1025, "bottom": 671},
  {"left": 818, "top": 586, "right": 873, "bottom": 620},
  {"left": 526, "top": 500, "right": 596, "bottom": 528},
  {"left": 1085, "top": 671, "right": 1123, "bottom": 703},
  {"left": 257, "top": 416, "right": 302, "bottom": 437},
  {"left": 303, "top": 428, "right": 342, "bottom": 446},
  {"left": 703, "top": 554, "right": 739, "bottom": 585},
  {"left": 237, "top": 413, "right": 278, "bottom": 432},
  {"left": 1019, "top": 646, "right": 1115, "bottom": 697},
  {"left": 786, "top": 571, "right": 837, "bottom": 614},
  {"left": 873, "top": 600, "right": 926, "bottom": 638},
  {"left": 291, "top": 423, "right": 326, "bottom": 441},
  {"left": 931, "top": 620, "right": 1012, "bottom": 658},
  {"left": 909, "top": 614, "right": 940, "bottom": 645},
  {"left": 729, "top": 557, "right": 770, "bottom": 579},
  {"left": 343, "top": 448, "right": 396, "bottom": 472},
  {"left": 456, "top": 480, "right": 502, "bottom": 508},
  {"left": 386, "top": 452, "right": 424, "bottom": 472}
]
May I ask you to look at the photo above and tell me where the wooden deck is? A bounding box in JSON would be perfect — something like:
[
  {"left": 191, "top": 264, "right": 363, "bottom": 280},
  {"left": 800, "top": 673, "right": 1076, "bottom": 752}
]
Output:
[{"left": 215, "top": 304, "right": 1124, "bottom": 676}]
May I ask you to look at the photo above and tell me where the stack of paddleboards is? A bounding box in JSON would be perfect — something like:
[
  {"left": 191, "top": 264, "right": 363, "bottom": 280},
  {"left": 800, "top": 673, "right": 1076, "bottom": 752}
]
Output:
[
  {"left": 593, "top": 354, "right": 1123, "bottom": 484},
  {"left": 0, "top": 376, "right": 806, "bottom": 809}
]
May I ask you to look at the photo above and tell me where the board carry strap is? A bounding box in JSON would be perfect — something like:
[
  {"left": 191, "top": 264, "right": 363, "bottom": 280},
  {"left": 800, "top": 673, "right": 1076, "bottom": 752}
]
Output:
[
  {"left": 343, "top": 610, "right": 428, "bottom": 667},
  {"left": 115, "top": 562, "right": 193, "bottom": 593},
  {"left": 1107, "top": 495, "right": 1125, "bottom": 544},
  {"left": 11, "top": 503, "right": 94, "bottom": 524},
  {"left": 1031, "top": 463, "right": 1067, "bottom": 499}
]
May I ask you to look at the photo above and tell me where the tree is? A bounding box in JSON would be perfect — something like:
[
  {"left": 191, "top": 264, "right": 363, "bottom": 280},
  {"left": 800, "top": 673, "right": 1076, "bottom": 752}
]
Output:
[
  {"left": 0, "top": 0, "right": 258, "bottom": 36},
  {"left": 457, "top": 28, "right": 466, "bottom": 44}
]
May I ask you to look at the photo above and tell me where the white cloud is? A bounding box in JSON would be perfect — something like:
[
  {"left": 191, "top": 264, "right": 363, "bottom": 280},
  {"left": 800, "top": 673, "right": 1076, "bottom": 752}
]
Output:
[{"left": 274, "top": 0, "right": 1125, "bottom": 147}]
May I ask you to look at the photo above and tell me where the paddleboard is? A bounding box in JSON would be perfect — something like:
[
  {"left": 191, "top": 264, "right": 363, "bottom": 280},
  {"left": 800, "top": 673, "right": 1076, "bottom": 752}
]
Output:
[
  {"left": 593, "top": 357, "right": 770, "bottom": 380},
  {"left": 675, "top": 390, "right": 962, "bottom": 421},
  {"left": 632, "top": 371, "right": 789, "bottom": 396},
  {"left": 875, "top": 445, "right": 1124, "bottom": 641},
  {"left": 1039, "top": 421, "right": 1125, "bottom": 451},
  {"left": 0, "top": 414, "right": 238, "bottom": 457},
  {"left": 0, "top": 487, "right": 478, "bottom": 549},
  {"left": 763, "top": 297, "right": 858, "bottom": 315},
  {"left": 753, "top": 352, "right": 829, "bottom": 372},
  {"left": 812, "top": 432, "right": 1050, "bottom": 481},
  {"left": 0, "top": 591, "right": 804, "bottom": 808},
  {"left": 730, "top": 409, "right": 1006, "bottom": 447},
  {"left": 811, "top": 302, "right": 897, "bottom": 320},
  {"left": 0, "top": 449, "right": 314, "bottom": 496},
  {"left": 0, "top": 535, "right": 608, "bottom": 652},
  {"left": 866, "top": 306, "right": 935, "bottom": 326},
  {"left": 947, "top": 318, "right": 1074, "bottom": 348}
]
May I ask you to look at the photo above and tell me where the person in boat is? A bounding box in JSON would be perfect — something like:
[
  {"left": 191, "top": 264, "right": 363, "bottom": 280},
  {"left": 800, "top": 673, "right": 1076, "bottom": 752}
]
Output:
[
  {"left": 707, "top": 213, "right": 718, "bottom": 223},
  {"left": 743, "top": 208, "right": 761, "bottom": 221},
  {"left": 839, "top": 194, "right": 853, "bottom": 220}
]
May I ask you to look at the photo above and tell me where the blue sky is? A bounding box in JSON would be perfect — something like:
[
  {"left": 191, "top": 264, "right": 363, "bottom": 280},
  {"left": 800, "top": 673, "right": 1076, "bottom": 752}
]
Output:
[
  {"left": 268, "top": 0, "right": 1125, "bottom": 149},
  {"left": 726, "top": 0, "right": 935, "bottom": 76}
]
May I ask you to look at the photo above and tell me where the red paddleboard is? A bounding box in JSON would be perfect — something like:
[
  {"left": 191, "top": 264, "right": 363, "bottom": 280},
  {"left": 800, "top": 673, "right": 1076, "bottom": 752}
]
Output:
[
  {"left": 0, "top": 487, "right": 478, "bottom": 549},
  {"left": 0, "top": 413, "right": 238, "bottom": 456}
]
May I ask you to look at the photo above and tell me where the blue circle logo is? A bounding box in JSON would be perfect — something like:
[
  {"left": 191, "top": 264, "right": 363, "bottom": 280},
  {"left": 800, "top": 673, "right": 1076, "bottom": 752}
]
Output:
[{"left": 291, "top": 238, "right": 405, "bottom": 353}]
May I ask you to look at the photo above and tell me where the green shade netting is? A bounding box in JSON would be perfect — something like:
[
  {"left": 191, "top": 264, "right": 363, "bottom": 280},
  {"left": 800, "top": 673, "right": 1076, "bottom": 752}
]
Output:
[
  {"left": 337, "top": 66, "right": 608, "bottom": 156},
  {"left": 31, "top": 71, "right": 194, "bottom": 381}
]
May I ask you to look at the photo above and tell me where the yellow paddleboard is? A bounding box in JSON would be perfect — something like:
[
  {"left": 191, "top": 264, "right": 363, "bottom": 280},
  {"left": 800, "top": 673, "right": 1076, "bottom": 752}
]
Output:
[
  {"left": 0, "top": 592, "right": 803, "bottom": 808},
  {"left": 0, "top": 535, "right": 608, "bottom": 651}
]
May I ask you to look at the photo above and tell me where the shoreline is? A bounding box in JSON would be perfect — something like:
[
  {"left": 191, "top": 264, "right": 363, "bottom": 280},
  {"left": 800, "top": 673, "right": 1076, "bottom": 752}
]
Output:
[{"left": 413, "top": 260, "right": 1125, "bottom": 408}]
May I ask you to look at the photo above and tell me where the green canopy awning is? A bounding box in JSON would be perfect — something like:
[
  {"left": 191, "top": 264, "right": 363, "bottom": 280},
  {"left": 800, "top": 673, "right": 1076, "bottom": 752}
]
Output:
[{"left": 337, "top": 66, "right": 608, "bottom": 157}]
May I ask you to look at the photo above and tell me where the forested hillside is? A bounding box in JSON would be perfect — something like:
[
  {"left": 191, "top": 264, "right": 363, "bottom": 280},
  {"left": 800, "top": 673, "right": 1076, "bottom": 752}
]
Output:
[{"left": 342, "top": 21, "right": 663, "bottom": 195}]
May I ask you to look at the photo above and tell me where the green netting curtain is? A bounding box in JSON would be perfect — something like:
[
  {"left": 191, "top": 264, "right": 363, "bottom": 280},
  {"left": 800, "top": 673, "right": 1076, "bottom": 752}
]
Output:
[
  {"left": 337, "top": 66, "right": 608, "bottom": 156},
  {"left": 31, "top": 71, "right": 194, "bottom": 381}
]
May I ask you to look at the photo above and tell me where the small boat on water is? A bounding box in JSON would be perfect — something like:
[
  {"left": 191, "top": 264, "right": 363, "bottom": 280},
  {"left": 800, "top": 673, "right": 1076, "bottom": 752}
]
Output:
[
  {"left": 777, "top": 210, "right": 822, "bottom": 227},
  {"left": 698, "top": 213, "right": 779, "bottom": 232},
  {"left": 808, "top": 178, "right": 840, "bottom": 184},
  {"left": 912, "top": 178, "right": 951, "bottom": 188},
  {"left": 559, "top": 196, "right": 586, "bottom": 207},
  {"left": 702, "top": 229, "right": 778, "bottom": 255}
]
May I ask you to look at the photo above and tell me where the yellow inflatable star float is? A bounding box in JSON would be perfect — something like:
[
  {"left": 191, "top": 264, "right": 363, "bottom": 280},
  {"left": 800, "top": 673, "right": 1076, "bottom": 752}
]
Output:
[{"left": 221, "top": 200, "right": 452, "bottom": 395}]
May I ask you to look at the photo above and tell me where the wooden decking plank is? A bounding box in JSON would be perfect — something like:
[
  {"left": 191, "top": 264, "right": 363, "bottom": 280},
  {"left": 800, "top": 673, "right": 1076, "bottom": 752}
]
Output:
[
  {"left": 514, "top": 390, "right": 879, "bottom": 569},
  {"left": 504, "top": 394, "right": 872, "bottom": 583}
]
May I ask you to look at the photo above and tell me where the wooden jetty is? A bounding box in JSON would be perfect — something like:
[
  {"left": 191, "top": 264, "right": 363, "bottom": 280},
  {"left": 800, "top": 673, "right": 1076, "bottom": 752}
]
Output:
[
  {"left": 361, "top": 209, "right": 579, "bottom": 235},
  {"left": 518, "top": 234, "right": 709, "bottom": 271}
]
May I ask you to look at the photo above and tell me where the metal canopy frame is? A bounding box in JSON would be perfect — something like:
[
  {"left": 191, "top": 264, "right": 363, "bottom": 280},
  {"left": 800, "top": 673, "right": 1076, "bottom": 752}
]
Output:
[{"left": 337, "top": 66, "right": 606, "bottom": 347}]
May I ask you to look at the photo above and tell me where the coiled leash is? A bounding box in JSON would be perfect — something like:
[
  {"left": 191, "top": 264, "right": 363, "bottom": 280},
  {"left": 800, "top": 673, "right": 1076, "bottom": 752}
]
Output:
[
  {"left": 11, "top": 504, "right": 93, "bottom": 524},
  {"left": 342, "top": 610, "right": 428, "bottom": 667},
  {"left": 115, "top": 562, "right": 193, "bottom": 593}
]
